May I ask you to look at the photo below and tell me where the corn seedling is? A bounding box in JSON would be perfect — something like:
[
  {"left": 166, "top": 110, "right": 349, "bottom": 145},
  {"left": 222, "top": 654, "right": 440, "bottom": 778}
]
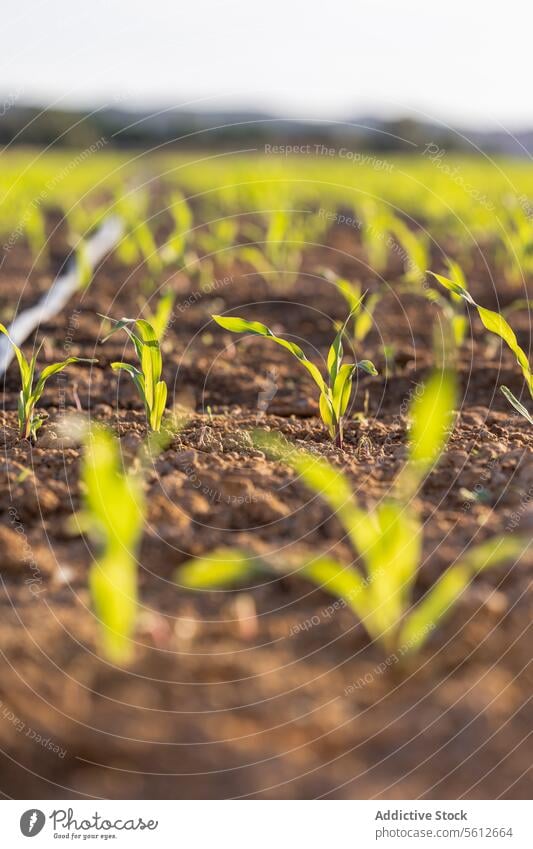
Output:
[
  {"left": 430, "top": 271, "right": 533, "bottom": 423},
  {"left": 177, "top": 370, "right": 526, "bottom": 655},
  {"left": 197, "top": 217, "right": 238, "bottom": 270},
  {"left": 116, "top": 194, "right": 163, "bottom": 276},
  {"left": 0, "top": 323, "right": 95, "bottom": 440},
  {"left": 24, "top": 203, "right": 47, "bottom": 264},
  {"left": 103, "top": 317, "right": 168, "bottom": 432},
  {"left": 79, "top": 426, "right": 145, "bottom": 664},
  {"left": 388, "top": 214, "right": 429, "bottom": 285},
  {"left": 241, "top": 208, "right": 327, "bottom": 289},
  {"left": 134, "top": 219, "right": 163, "bottom": 276},
  {"left": 212, "top": 312, "right": 377, "bottom": 447},
  {"left": 396, "top": 368, "right": 457, "bottom": 497},
  {"left": 500, "top": 201, "right": 533, "bottom": 285},
  {"left": 266, "top": 209, "right": 302, "bottom": 283},
  {"left": 358, "top": 201, "right": 391, "bottom": 272},
  {"left": 161, "top": 191, "right": 193, "bottom": 265}
]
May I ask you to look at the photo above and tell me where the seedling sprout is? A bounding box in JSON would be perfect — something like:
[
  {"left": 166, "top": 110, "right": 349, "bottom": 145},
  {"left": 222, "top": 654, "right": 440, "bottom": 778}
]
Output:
[{"left": 212, "top": 312, "right": 377, "bottom": 447}]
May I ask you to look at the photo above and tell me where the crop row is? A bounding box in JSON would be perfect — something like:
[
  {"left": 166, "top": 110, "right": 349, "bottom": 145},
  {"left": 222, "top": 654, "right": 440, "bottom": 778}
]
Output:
[{"left": 0, "top": 152, "right": 532, "bottom": 665}]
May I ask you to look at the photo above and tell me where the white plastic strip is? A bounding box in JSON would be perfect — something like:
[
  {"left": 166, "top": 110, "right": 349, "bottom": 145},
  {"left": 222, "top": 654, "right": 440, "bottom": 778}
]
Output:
[{"left": 0, "top": 215, "right": 123, "bottom": 375}]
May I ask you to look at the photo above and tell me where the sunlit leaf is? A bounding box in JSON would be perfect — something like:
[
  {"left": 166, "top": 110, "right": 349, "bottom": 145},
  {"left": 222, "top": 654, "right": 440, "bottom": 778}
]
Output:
[
  {"left": 106, "top": 318, "right": 167, "bottom": 431},
  {"left": 82, "top": 427, "right": 145, "bottom": 664},
  {"left": 408, "top": 369, "right": 457, "bottom": 470},
  {"left": 178, "top": 549, "right": 259, "bottom": 589},
  {"left": 399, "top": 535, "right": 527, "bottom": 651},
  {"left": 500, "top": 386, "right": 533, "bottom": 424}
]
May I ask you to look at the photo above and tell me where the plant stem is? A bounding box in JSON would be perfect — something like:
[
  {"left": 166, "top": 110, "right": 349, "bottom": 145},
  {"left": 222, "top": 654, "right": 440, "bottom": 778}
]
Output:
[{"left": 335, "top": 421, "right": 343, "bottom": 450}]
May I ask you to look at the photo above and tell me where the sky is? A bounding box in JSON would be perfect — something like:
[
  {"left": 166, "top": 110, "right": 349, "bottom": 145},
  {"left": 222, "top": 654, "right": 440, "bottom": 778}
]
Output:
[{"left": 1, "top": 0, "right": 532, "bottom": 129}]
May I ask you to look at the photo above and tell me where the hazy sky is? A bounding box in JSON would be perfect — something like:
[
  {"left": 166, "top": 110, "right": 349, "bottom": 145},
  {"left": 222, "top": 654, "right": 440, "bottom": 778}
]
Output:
[{"left": 2, "top": 0, "right": 531, "bottom": 128}]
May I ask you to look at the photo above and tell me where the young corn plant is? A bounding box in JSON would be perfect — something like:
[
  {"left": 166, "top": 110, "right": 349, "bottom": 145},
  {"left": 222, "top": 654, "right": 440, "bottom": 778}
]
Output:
[
  {"left": 116, "top": 194, "right": 163, "bottom": 277},
  {"left": 103, "top": 318, "right": 168, "bottom": 432},
  {"left": 239, "top": 208, "right": 327, "bottom": 289},
  {"left": 79, "top": 426, "right": 145, "bottom": 664},
  {"left": 500, "top": 201, "right": 533, "bottom": 286},
  {"left": 197, "top": 217, "right": 238, "bottom": 270},
  {"left": 177, "top": 370, "right": 526, "bottom": 655},
  {"left": 160, "top": 191, "right": 193, "bottom": 266},
  {"left": 24, "top": 203, "right": 47, "bottom": 266},
  {"left": 430, "top": 271, "right": 533, "bottom": 423},
  {"left": 0, "top": 323, "right": 95, "bottom": 440},
  {"left": 388, "top": 214, "right": 429, "bottom": 286},
  {"left": 358, "top": 201, "right": 391, "bottom": 273},
  {"left": 134, "top": 219, "right": 163, "bottom": 276},
  {"left": 212, "top": 313, "right": 377, "bottom": 447}
]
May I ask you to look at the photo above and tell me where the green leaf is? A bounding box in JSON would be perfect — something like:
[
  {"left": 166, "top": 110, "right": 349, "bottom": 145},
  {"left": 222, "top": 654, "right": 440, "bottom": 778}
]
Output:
[
  {"left": 83, "top": 427, "right": 145, "bottom": 664},
  {"left": 29, "top": 416, "right": 44, "bottom": 441},
  {"left": 476, "top": 305, "right": 532, "bottom": 394},
  {"left": 332, "top": 363, "right": 356, "bottom": 419},
  {"left": 408, "top": 369, "right": 457, "bottom": 469},
  {"left": 500, "top": 386, "right": 533, "bottom": 424},
  {"left": 26, "top": 340, "right": 45, "bottom": 397},
  {"left": 76, "top": 240, "right": 93, "bottom": 290},
  {"left": 327, "top": 329, "right": 344, "bottom": 385},
  {"left": 32, "top": 357, "right": 96, "bottom": 404},
  {"left": 451, "top": 314, "right": 468, "bottom": 347},
  {"left": 90, "top": 551, "right": 137, "bottom": 664},
  {"left": 257, "top": 433, "right": 376, "bottom": 555},
  {"left": 213, "top": 315, "right": 273, "bottom": 336},
  {"left": 335, "top": 278, "right": 364, "bottom": 314},
  {"left": 134, "top": 219, "right": 162, "bottom": 275},
  {"left": 237, "top": 245, "right": 274, "bottom": 274},
  {"left": 0, "top": 322, "right": 31, "bottom": 389},
  {"left": 319, "top": 390, "right": 335, "bottom": 424},
  {"left": 300, "top": 555, "right": 368, "bottom": 622},
  {"left": 111, "top": 361, "right": 146, "bottom": 404},
  {"left": 147, "top": 291, "right": 175, "bottom": 340},
  {"left": 111, "top": 361, "right": 142, "bottom": 379},
  {"left": 445, "top": 258, "right": 467, "bottom": 303},
  {"left": 430, "top": 272, "right": 533, "bottom": 396},
  {"left": 354, "top": 293, "right": 380, "bottom": 343},
  {"left": 364, "top": 501, "right": 422, "bottom": 643},
  {"left": 212, "top": 314, "right": 326, "bottom": 393},
  {"left": 134, "top": 320, "right": 162, "bottom": 408},
  {"left": 429, "top": 271, "right": 474, "bottom": 303},
  {"left": 356, "top": 359, "right": 378, "bottom": 376},
  {"left": 399, "top": 535, "right": 527, "bottom": 652},
  {"left": 178, "top": 549, "right": 258, "bottom": 589},
  {"left": 101, "top": 315, "right": 137, "bottom": 342},
  {"left": 151, "top": 381, "right": 168, "bottom": 431}
]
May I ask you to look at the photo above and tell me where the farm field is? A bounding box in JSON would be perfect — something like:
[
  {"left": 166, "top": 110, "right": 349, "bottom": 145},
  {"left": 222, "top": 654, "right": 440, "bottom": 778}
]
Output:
[{"left": 0, "top": 148, "right": 532, "bottom": 800}]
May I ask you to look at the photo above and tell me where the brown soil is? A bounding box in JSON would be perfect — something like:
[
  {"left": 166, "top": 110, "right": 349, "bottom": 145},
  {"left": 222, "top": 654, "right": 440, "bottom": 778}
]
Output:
[{"left": 0, "top": 218, "right": 532, "bottom": 800}]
